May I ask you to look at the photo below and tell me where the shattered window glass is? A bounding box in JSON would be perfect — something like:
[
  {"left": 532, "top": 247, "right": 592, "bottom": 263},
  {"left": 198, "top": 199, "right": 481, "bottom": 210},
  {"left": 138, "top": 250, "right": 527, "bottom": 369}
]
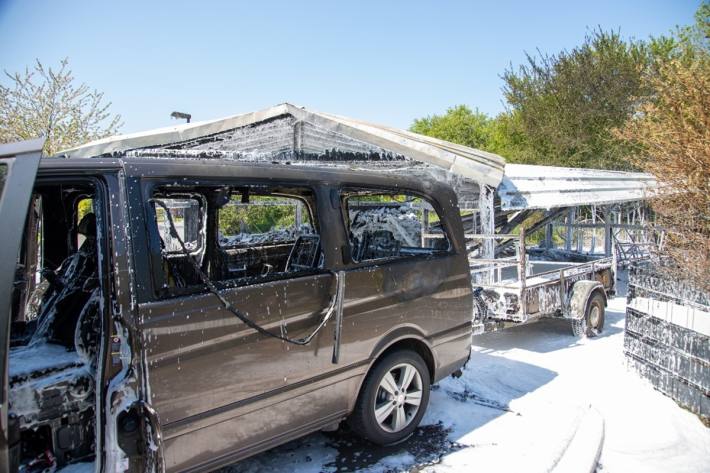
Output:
[
  {"left": 154, "top": 197, "right": 203, "bottom": 253},
  {"left": 218, "top": 195, "right": 314, "bottom": 248},
  {"left": 76, "top": 197, "right": 93, "bottom": 248},
  {"left": 216, "top": 191, "right": 321, "bottom": 282},
  {"left": 345, "top": 192, "right": 450, "bottom": 263}
]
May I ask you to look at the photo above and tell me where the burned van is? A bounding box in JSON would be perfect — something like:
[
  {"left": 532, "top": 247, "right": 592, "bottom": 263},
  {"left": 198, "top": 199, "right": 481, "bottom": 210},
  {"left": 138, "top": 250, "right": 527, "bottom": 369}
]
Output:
[{"left": 0, "top": 140, "right": 473, "bottom": 472}]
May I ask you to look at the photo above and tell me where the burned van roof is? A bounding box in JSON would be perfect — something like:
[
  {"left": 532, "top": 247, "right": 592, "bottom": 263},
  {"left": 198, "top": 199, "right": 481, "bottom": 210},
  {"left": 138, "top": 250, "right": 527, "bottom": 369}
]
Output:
[
  {"left": 58, "top": 103, "right": 506, "bottom": 188},
  {"left": 38, "top": 156, "right": 458, "bottom": 197}
]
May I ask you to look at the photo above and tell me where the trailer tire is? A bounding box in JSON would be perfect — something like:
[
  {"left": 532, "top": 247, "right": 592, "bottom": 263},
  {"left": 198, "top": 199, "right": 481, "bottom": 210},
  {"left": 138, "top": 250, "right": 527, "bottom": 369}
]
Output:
[
  {"left": 348, "top": 349, "right": 430, "bottom": 445},
  {"left": 571, "top": 318, "right": 586, "bottom": 337},
  {"left": 571, "top": 291, "right": 605, "bottom": 337}
]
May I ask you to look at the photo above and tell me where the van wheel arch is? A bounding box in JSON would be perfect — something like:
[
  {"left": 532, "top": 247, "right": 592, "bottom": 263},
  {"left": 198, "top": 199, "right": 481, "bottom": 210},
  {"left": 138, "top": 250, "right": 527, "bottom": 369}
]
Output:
[{"left": 376, "top": 338, "right": 435, "bottom": 381}]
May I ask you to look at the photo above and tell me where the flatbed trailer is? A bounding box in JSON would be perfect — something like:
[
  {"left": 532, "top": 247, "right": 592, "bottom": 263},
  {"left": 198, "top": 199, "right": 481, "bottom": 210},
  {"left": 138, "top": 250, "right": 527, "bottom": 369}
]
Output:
[{"left": 468, "top": 230, "right": 615, "bottom": 337}]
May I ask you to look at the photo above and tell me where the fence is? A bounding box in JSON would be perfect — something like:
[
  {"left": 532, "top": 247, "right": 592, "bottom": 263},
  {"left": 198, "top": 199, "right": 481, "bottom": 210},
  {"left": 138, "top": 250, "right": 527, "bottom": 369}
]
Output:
[{"left": 624, "top": 263, "right": 709, "bottom": 425}]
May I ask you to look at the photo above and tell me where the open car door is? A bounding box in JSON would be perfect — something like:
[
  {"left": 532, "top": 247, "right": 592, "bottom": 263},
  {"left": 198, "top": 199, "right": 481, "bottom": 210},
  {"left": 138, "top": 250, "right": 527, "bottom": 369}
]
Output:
[{"left": 0, "top": 139, "right": 42, "bottom": 472}]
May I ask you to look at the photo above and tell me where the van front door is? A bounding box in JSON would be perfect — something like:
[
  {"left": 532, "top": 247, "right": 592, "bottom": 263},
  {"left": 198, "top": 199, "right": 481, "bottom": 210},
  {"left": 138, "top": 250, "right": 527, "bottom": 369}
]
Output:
[{"left": 0, "top": 139, "right": 42, "bottom": 473}]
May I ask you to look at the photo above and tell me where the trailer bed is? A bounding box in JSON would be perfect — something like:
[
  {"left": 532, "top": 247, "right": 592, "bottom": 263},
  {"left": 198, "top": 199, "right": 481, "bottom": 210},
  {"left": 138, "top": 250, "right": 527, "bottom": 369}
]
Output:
[{"left": 472, "top": 256, "right": 615, "bottom": 334}]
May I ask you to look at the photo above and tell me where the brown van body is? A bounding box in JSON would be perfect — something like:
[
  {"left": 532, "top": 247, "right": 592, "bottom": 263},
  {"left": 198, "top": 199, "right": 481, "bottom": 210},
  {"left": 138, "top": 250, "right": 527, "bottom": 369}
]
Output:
[{"left": 8, "top": 156, "right": 473, "bottom": 472}]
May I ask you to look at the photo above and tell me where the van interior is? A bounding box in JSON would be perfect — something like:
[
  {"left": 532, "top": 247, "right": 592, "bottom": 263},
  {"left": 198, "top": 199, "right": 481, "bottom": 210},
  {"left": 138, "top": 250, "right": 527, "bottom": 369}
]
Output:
[
  {"left": 152, "top": 185, "right": 324, "bottom": 295},
  {"left": 8, "top": 181, "right": 103, "bottom": 472}
]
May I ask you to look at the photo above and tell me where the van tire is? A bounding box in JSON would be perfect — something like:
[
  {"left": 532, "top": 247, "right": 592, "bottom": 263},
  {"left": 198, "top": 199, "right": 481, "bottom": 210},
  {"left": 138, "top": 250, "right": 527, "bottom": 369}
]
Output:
[
  {"left": 348, "top": 349, "right": 430, "bottom": 445},
  {"left": 571, "top": 292, "right": 605, "bottom": 337}
]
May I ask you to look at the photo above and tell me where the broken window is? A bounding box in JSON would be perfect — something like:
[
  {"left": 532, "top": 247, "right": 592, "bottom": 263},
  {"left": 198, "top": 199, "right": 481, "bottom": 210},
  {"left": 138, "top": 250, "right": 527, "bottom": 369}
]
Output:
[
  {"left": 76, "top": 197, "right": 93, "bottom": 248},
  {"left": 154, "top": 196, "right": 204, "bottom": 254},
  {"left": 151, "top": 194, "right": 206, "bottom": 291},
  {"left": 218, "top": 194, "right": 314, "bottom": 248},
  {"left": 215, "top": 188, "right": 321, "bottom": 282},
  {"left": 150, "top": 186, "right": 322, "bottom": 295},
  {"left": 344, "top": 191, "right": 450, "bottom": 263}
]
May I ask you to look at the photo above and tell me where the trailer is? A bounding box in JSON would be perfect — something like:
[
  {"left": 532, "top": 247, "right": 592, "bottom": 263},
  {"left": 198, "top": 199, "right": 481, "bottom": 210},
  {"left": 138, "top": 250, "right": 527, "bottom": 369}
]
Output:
[
  {"left": 469, "top": 231, "right": 615, "bottom": 336},
  {"left": 453, "top": 164, "right": 660, "bottom": 337}
]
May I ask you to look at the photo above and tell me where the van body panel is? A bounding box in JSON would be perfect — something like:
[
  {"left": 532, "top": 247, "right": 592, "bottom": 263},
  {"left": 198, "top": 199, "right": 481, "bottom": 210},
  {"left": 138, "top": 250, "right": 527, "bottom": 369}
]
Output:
[
  {"left": 125, "top": 159, "right": 474, "bottom": 472},
  {"left": 6, "top": 156, "right": 474, "bottom": 472}
]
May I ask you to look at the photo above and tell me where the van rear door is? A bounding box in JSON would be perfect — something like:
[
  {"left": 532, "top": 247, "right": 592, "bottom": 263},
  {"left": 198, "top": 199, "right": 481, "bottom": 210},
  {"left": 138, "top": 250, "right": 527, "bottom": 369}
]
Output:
[{"left": 0, "top": 139, "right": 42, "bottom": 472}]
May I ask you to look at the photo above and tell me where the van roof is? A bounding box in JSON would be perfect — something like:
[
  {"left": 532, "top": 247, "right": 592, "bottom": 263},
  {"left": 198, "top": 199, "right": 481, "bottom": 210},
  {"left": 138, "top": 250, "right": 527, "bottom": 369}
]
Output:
[{"left": 38, "top": 156, "right": 458, "bottom": 197}]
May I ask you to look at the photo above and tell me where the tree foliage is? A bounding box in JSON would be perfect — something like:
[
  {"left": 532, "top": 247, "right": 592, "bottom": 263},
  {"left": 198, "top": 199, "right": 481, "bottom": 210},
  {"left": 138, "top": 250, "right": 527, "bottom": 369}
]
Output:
[
  {"left": 411, "top": 105, "right": 495, "bottom": 150},
  {"left": 0, "top": 58, "right": 122, "bottom": 156},
  {"left": 409, "top": 30, "right": 653, "bottom": 169},
  {"left": 410, "top": 105, "right": 531, "bottom": 162},
  {"left": 617, "top": 6, "right": 710, "bottom": 290},
  {"left": 409, "top": 30, "right": 675, "bottom": 170},
  {"left": 500, "top": 29, "right": 649, "bottom": 169},
  {"left": 219, "top": 196, "right": 303, "bottom": 235}
]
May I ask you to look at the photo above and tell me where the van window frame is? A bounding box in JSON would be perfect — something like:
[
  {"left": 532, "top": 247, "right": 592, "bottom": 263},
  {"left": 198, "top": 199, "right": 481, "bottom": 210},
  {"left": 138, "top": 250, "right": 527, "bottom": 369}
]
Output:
[
  {"left": 340, "top": 186, "right": 453, "bottom": 268},
  {"left": 140, "top": 178, "right": 327, "bottom": 300},
  {"left": 152, "top": 191, "right": 207, "bottom": 256}
]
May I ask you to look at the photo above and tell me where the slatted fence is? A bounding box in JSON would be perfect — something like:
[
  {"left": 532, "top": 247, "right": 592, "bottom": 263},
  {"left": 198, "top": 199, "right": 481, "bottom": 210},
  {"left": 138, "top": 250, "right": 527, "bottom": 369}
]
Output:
[{"left": 624, "top": 264, "right": 709, "bottom": 425}]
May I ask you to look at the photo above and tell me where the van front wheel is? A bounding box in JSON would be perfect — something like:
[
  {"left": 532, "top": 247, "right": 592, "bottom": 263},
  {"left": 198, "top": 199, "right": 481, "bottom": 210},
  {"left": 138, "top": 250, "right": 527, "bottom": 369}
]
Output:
[{"left": 348, "top": 350, "right": 431, "bottom": 445}]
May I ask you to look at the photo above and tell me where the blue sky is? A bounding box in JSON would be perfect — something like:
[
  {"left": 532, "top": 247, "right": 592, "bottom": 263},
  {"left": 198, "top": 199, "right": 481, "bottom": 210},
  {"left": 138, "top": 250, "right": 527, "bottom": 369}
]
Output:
[{"left": 0, "top": 0, "right": 700, "bottom": 133}]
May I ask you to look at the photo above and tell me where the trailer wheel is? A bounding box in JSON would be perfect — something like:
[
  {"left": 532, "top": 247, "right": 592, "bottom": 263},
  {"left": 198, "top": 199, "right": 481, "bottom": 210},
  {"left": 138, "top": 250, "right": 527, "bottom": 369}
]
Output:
[
  {"left": 571, "top": 291, "right": 605, "bottom": 337},
  {"left": 347, "top": 349, "right": 430, "bottom": 445}
]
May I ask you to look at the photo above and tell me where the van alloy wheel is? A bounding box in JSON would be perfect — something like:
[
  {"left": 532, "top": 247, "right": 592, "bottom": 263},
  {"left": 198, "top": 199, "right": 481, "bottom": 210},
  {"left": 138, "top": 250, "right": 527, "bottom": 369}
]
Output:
[
  {"left": 374, "top": 363, "right": 423, "bottom": 433},
  {"left": 347, "top": 349, "right": 431, "bottom": 445}
]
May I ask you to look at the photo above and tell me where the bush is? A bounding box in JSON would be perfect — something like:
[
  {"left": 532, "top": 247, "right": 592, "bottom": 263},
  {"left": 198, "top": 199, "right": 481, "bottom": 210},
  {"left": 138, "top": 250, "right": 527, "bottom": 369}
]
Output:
[{"left": 618, "top": 52, "right": 709, "bottom": 291}]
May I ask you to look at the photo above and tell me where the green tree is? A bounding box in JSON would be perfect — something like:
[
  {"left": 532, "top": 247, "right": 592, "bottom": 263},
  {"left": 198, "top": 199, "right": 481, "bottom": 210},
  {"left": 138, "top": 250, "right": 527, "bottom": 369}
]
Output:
[
  {"left": 219, "top": 196, "right": 302, "bottom": 236},
  {"left": 501, "top": 29, "right": 649, "bottom": 169},
  {"left": 409, "top": 104, "right": 530, "bottom": 160},
  {"left": 411, "top": 105, "right": 495, "bottom": 151},
  {"left": 0, "top": 58, "right": 122, "bottom": 156}
]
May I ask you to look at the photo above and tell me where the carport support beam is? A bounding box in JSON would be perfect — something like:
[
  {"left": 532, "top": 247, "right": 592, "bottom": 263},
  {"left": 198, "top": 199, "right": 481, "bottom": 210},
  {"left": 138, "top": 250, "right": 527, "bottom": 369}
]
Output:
[
  {"left": 604, "top": 208, "right": 613, "bottom": 256},
  {"left": 565, "top": 208, "right": 576, "bottom": 252},
  {"left": 545, "top": 222, "right": 553, "bottom": 249},
  {"left": 480, "top": 185, "right": 495, "bottom": 284}
]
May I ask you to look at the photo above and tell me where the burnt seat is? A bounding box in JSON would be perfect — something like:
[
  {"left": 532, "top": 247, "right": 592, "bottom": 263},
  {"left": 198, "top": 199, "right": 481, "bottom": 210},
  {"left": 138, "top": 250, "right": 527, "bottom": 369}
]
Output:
[{"left": 32, "top": 213, "right": 99, "bottom": 348}]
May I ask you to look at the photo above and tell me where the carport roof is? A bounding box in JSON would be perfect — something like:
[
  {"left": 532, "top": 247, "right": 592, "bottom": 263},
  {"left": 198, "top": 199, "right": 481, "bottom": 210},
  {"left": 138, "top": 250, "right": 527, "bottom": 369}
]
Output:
[
  {"left": 499, "top": 163, "right": 658, "bottom": 210},
  {"left": 60, "top": 102, "right": 507, "bottom": 188}
]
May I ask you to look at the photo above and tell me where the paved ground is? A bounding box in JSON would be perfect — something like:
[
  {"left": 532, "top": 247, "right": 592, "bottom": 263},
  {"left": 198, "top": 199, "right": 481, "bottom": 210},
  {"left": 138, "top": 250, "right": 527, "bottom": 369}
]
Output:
[{"left": 223, "top": 286, "right": 710, "bottom": 473}]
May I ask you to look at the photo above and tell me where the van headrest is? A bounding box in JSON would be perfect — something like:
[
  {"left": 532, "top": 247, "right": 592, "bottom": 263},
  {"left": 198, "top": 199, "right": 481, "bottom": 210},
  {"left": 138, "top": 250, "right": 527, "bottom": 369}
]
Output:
[{"left": 77, "top": 213, "right": 96, "bottom": 238}]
